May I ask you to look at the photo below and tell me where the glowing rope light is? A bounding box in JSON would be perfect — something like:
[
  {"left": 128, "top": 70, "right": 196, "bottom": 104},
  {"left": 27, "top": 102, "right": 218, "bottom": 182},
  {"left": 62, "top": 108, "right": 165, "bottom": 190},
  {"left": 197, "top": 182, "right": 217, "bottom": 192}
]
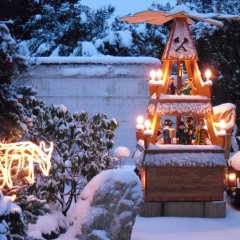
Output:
[{"left": 0, "top": 141, "right": 53, "bottom": 188}]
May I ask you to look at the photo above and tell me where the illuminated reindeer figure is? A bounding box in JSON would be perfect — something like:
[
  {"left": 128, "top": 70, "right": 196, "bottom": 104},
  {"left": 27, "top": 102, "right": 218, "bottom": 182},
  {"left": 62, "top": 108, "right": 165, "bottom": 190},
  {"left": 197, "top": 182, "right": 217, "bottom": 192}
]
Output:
[{"left": 0, "top": 141, "right": 53, "bottom": 188}]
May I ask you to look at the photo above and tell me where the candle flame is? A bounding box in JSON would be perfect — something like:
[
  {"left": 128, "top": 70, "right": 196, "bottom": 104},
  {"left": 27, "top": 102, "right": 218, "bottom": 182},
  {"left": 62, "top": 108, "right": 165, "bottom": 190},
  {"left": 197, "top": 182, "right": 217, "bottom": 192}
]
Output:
[
  {"left": 144, "top": 120, "right": 151, "bottom": 130},
  {"left": 150, "top": 70, "right": 156, "bottom": 80},
  {"left": 156, "top": 69, "right": 163, "bottom": 80},
  {"left": 220, "top": 120, "right": 226, "bottom": 129},
  {"left": 205, "top": 69, "right": 212, "bottom": 80},
  {"left": 137, "top": 115, "right": 144, "bottom": 125}
]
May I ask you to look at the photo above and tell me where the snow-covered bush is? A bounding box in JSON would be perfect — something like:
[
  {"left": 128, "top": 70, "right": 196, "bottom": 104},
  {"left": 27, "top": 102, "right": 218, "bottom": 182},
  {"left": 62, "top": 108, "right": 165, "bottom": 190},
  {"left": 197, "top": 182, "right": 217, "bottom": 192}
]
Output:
[
  {"left": 28, "top": 103, "right": 119, "bottom": 216},
  {"left": 0, "top": 191, "right": 27, "bottom": 239}
]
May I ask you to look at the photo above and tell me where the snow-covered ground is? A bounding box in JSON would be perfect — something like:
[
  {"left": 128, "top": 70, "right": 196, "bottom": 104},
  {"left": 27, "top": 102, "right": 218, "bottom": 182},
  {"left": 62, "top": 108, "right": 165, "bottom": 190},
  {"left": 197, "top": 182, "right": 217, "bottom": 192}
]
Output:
[
  {"left": 123, "top": 165, "right": 240, "bottom": 240},
  {"left": 132, "top": 201, "right": 240, "bottom": 240}
]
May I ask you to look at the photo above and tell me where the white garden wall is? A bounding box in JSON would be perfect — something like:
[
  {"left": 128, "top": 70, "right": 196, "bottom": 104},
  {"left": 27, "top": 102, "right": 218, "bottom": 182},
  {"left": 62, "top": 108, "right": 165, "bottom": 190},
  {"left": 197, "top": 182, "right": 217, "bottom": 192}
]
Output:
[{"left": 24, "top": 57, "right": 161, "bottom": 152}]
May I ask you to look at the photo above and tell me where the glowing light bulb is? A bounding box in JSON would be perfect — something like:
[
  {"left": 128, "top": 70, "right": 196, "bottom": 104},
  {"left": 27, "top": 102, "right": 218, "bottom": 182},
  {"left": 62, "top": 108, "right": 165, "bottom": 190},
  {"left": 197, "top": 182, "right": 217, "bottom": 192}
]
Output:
[
  {"left": 205, "top": 69, "right": 212, "bottom": 80},
  {"left": 150, "top": 70, "right": 156, "bottom": 81},
  {"left": 137, "top": 115, "right": 144, "bottom": 125},
  {"left": 220, "top": 120, "right": 226, "bottom": 130},
  {"left": 229, "top": 173, "right": 236, "bottom": 181},
  {"left": 144, "top": 120, "right": 151, "bottom": 130},
  {"left": 156, "top": 69, "right": 163, "bottom": 80}
]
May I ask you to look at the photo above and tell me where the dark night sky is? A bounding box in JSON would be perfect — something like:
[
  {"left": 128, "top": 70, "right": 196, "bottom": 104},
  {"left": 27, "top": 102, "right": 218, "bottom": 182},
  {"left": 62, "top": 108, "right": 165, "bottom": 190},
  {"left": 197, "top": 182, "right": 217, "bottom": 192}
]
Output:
[{"left": 0, "top": 0, "right": 21, "bottom": 20}]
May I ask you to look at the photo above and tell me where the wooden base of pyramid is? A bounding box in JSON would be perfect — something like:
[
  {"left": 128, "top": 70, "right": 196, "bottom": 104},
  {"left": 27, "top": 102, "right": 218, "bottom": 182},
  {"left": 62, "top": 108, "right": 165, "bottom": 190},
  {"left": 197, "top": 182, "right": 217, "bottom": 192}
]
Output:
[
  {"left": 139, "top": 149, "right": 226, "bottom": 218},
  {"left": 140, "top": 200, "right": 226, "bottom": 218},
  {"left": 142, "top": 166, "right": 225, "bottom": 202}
]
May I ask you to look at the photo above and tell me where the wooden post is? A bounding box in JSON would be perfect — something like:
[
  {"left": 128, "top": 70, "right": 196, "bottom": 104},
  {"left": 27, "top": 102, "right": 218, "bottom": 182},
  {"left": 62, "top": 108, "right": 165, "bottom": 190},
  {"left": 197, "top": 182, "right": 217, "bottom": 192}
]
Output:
[
  {"left": 224, "top": 134, "right": 231, "bottom": 159},
  {"left": 177, "top": 61, "right": 182, "bottom": 94}
]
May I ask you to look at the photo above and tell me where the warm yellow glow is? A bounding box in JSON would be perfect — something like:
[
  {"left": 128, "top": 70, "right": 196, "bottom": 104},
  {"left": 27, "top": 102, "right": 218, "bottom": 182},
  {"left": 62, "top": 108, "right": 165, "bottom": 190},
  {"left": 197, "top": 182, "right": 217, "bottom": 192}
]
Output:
[
  {"left": 137, "top": 115, "right": 144, "bottom": 125},
  {"left": 205, "top": 69, "right": 212, "bottom": 80},
  {"left": 156, "top": 69, "right": 163, "bottom": 80},
  {"left": 220, "top": 120, "right": 226, "bottom": 129},
  {"left": 144, "top": 120, "right": 151, "bottom": 130},
  {"left": 150, "top": 70, "right": 156, "bottom": 81},
  {"left": 0, "top": 141, "right": 53, "bottom": 188},
  {"left": 10, "top": 194, "right": 16, "bottom": 202},
  {"left": 229, "top": 173, "right": 236, "bottom": 181},
  {"left": 141, "top": 168, "right": 146, "bottom": 190}
]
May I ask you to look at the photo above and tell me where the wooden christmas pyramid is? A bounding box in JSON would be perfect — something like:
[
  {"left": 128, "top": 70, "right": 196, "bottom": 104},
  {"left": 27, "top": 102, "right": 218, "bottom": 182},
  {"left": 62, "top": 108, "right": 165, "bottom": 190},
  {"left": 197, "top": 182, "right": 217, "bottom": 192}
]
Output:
[{"left": 121, "top": 3, "right": 239, "bottom": 217}]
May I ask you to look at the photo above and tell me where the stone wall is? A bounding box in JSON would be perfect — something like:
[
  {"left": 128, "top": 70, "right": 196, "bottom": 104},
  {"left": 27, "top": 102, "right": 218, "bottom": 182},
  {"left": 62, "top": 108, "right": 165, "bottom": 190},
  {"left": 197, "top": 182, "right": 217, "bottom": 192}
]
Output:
[{"left": 23, "top": 57, "right": 161, "bottom": 152}]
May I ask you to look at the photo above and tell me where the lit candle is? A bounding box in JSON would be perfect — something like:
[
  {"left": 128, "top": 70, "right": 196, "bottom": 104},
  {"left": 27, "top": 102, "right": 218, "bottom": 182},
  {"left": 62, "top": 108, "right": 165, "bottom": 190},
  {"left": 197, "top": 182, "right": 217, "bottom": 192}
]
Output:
[
  {"left": 150, "top": 70, "right": 156, "bottom": 81},
  {"left": 220, "top": 120, "right": 226, "bottom": 130},
  {"left": 156, "top": 69, "right": 163, "bottom": 81},
  {"left": 143, "top": 119, "right": 152, "bottom": 149},
  {"left": 205, "top": 69, "right": 212, "bottom": 81},
  {"left": 144, "top": 119, "right": 152, "bottom": 136},
  {"left": 144, "top": 119, "right": 151, "bottom": 129},
  {"left": 136, "top": 115, "right": 144, "bottom": 130}
]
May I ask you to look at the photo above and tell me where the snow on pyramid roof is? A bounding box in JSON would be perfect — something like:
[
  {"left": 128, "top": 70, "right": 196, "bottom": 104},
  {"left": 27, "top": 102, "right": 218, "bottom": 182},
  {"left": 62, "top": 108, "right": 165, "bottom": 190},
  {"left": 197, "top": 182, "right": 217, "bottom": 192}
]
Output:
[
  {"left": 147, "top": 99, "right": 212, "bottom": 116},
  {"left": 144, "top": 152, "right": 226, "bottom": 167},
  {"left": 121, "top": 3, "right": 240, "bottom": 27},
  {"left": 143, "top": 144, "right": 226, "bottom": 167}
]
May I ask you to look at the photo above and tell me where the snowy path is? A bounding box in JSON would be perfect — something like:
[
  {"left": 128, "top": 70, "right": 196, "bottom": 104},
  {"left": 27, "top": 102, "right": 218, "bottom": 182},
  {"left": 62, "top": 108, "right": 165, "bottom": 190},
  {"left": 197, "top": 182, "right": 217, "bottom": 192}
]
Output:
[{"left": 132, "top": 201, "right": 240, "bottom": 240}]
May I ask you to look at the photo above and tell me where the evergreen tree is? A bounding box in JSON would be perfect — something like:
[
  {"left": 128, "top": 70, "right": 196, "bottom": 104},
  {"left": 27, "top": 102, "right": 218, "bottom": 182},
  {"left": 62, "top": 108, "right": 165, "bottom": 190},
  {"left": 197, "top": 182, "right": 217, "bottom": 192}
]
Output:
[
  {"left": 0, "top": 23, "right": 50, "bottom": 235},
  {"left": 185, "top": 0, "right": 213, "bottom": 12},
  {"left": 96, "top": 2, "right": 171, "bottom": 58},
  {"left": 0, "top": 23, "right": 30, "bottom": 142},
  {"left": 187, "top": 0, "right": 240, "bottom": 133},
  {"left": 15, "top": 1, "right": 115, "bottom": 56},
  {"left": 201, "top": 21, "right": 240, "bottom": 130}
]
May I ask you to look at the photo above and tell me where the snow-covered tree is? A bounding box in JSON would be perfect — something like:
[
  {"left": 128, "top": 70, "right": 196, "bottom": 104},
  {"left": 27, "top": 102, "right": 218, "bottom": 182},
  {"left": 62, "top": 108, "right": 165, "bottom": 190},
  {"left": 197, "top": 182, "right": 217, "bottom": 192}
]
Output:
[
  {"left": 16, "top": 1, "right": 114, "bottom": 57},
  {"left": 0, "top": 23, "right": 50, "bottom": 233},
  {"left": 186, "top": 0, "right": 240, "bottom": 132},
  {"left": 28, "top": 104, "right": 119, "bottom": 216},
  {"left": 0, "top": 23, "right": 31, "bottom": 142},
  {"left": 95, "top": 2, "right": 171, "bottom": 58}
]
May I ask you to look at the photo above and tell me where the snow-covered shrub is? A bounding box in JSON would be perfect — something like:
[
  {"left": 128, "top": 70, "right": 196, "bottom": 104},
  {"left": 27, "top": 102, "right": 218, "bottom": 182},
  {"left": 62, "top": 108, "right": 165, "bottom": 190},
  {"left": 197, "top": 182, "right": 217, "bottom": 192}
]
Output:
[
  {"left": 0, "top": 191, "right": 27, "bottom": 239},
  {"left": 28, "top": 104, "right": 119, "bottom": 216},
  {"left": 114, "top": 146, "right": 131, "bottom": 166}
]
